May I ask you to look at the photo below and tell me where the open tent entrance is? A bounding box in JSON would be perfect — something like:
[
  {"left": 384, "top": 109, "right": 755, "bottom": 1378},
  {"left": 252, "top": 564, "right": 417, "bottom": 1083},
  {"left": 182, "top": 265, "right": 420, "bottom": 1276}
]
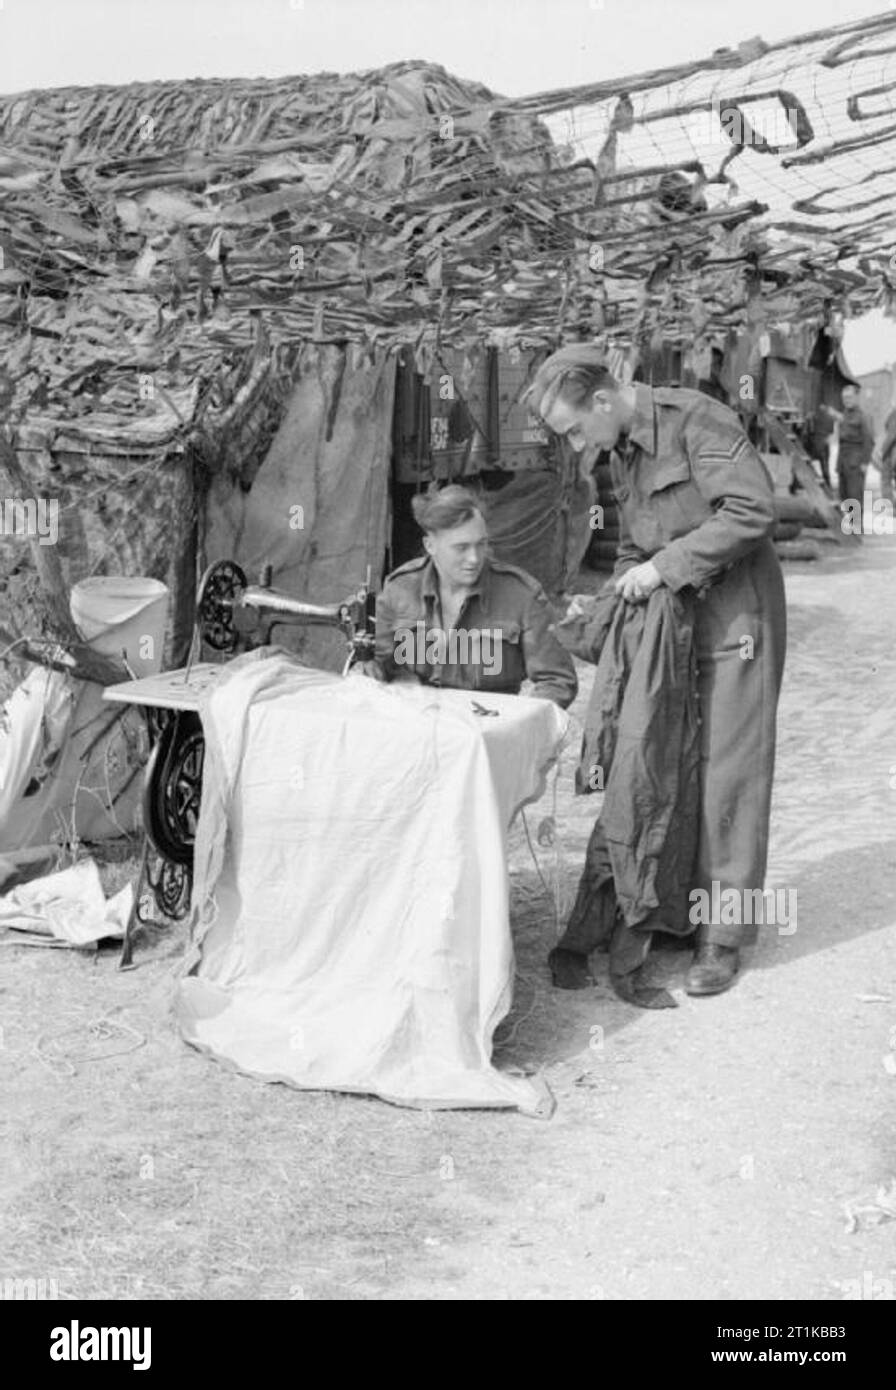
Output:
[{"left": 203, "top": 339, "right": 594, "bottom": 671}]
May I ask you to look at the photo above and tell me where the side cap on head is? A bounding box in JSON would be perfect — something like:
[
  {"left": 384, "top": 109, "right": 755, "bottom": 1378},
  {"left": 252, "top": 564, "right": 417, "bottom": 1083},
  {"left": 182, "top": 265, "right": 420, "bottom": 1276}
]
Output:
[{"left": 523, "top": 344, "right": 610, "bottom": 418}]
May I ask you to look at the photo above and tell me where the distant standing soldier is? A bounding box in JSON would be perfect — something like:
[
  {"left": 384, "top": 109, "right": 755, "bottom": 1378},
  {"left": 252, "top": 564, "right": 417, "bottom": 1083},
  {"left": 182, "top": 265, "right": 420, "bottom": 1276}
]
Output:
[
  {"left": 825, "top": 384, "right": 875, "bottom": 509},
  {"left": 878, "top": 401, "right": 896, "bottom": 502}
]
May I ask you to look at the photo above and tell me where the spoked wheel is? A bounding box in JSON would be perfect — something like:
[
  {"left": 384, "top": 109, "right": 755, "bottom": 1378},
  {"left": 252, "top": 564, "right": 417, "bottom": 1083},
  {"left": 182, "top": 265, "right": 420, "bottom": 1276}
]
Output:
[
  {"left": 140, "top": 854, "right": 192, "bottom": 923},
  {"left": 196, "top": 558, "right": 247, "bottom": 653},
  {"left": 143, "top": 710, "right": 205, "bottom": 866}
]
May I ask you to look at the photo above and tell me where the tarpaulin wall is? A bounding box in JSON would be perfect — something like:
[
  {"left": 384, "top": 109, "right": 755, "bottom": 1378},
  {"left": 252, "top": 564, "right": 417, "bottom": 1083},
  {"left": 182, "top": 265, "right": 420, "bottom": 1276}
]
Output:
[{"left": 204, "top": 342, "right": 395, "bottom": 671}]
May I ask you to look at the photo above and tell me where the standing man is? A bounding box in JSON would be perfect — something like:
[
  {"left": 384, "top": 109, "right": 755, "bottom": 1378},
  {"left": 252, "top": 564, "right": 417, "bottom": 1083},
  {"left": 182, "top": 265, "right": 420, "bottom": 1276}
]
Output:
[
  {"left": 530, "top": 346, "right": 787, "bottom": 997},
  {"left": 827, "top": 384, "right": 875, "bottom": 511},
  {"left": 878, "top": 399, "right": 896, "bottom": 503}
]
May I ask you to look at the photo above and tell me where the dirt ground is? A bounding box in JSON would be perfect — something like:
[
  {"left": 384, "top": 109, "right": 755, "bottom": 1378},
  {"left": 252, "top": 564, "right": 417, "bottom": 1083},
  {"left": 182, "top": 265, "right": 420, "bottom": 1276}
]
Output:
[{"left": 2, "top": 535, "right": 895, "bottom": 1301}]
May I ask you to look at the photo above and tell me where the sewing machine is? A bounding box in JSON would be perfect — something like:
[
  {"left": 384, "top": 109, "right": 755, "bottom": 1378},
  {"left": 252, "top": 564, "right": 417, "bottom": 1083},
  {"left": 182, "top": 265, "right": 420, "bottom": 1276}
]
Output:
[
  {"left": 104, "top": 560, "right": 377, "bottom": 963},
  {"left": 195, "top": 559, "right": 376, "bottom": 668}
]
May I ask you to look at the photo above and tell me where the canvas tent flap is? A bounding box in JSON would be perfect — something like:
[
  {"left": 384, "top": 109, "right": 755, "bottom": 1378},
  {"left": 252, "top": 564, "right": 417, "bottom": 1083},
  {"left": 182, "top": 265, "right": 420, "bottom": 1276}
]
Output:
[
  {"left": 0, "top": 667, "right": 74, "bottom": 844},
  {"left": 486, "top": 468, "right": 595, "bottom": 596},
  {"left": 205, "top": 343, "right": 395, "bottom": 670},
  {"left": 0, "top": 667, "right": 147, "bottom": 851}
]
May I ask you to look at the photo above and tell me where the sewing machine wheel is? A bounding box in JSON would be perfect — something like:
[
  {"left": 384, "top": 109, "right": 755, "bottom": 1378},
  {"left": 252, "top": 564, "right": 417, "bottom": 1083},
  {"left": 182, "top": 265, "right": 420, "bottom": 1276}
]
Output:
[
  {"left": 196, "top": 559, "right": 247, "bottom": 653},
  {"left": 143, "top": 711, "right": 205, "bottom": 867},
  {"left": 142, "top": 855, "right": 191, "bottom": 922}
]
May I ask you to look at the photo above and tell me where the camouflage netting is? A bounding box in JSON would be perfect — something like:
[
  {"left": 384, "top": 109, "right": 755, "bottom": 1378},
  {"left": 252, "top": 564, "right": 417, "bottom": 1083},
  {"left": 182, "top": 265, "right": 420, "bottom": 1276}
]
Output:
[{"left": 0, "top": 13, "right": 894, "bottom": 671}]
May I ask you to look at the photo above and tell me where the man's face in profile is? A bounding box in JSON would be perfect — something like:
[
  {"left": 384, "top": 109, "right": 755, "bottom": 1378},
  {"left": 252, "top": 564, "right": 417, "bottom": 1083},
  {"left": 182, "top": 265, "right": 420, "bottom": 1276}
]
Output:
[
  {"left": 424, "top": 513, "right": 489, "bottom": 591},
  {"left": 542, "top": 388, "right": 621, "bottom": 453}
]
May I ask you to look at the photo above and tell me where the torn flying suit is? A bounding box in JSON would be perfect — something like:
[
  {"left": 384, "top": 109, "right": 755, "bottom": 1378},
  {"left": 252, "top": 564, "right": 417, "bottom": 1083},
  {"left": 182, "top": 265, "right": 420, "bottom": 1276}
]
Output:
[
  {"left": 556, "top": 585, "right": 701, "bottom": 957},
  {"left": 563, "top": 384, "right": 787, "bottom": 953}
]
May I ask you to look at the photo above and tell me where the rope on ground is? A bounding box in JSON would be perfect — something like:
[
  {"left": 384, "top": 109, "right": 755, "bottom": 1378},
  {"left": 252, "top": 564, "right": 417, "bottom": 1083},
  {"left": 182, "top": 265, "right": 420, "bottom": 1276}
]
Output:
[{"left": 34, "top": 1016, "right": 147, "bottom": 1077}]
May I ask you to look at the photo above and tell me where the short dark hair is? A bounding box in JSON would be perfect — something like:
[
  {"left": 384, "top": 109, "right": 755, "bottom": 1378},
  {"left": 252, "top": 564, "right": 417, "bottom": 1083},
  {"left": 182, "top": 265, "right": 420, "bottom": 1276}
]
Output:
[
  {"left": 411, "top": 485, "right": 488, "bottom": 534},
  {"left": 526, "top": 349, "right": 619, "bottom": 419},
  {"left": 545, "top": 364, "right": 617, "bottom": 412}
]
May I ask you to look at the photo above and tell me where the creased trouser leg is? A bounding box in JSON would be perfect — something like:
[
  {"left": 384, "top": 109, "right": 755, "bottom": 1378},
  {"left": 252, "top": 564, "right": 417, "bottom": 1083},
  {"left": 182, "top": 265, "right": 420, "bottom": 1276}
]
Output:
[{"left": 693, "top": 541, "right": 786, "bottom": 949}]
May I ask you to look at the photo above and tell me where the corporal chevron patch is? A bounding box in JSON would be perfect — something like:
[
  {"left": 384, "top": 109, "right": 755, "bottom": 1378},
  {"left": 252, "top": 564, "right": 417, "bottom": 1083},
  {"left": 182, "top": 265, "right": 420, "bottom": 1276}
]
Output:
[{"left": 698, "top": 436, "right": 751, "bottom": 465}]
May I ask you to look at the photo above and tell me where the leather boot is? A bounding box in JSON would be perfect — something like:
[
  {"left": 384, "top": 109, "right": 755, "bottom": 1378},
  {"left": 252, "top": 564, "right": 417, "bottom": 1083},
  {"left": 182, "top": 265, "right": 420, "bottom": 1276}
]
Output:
[{"left": 685, "top": 942, "right": 740, "bottom": 996}]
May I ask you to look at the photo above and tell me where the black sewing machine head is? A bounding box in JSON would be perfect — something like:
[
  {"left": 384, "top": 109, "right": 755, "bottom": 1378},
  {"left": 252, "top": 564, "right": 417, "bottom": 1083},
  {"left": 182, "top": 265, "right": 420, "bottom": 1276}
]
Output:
[{"left": 196, "top": 560, "right": 376, "bottom": 667}]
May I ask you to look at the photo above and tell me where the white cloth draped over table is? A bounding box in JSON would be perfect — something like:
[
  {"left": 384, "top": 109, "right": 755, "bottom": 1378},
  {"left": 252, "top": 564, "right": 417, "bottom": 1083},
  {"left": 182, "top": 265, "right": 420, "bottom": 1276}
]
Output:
[{"left": 176, "top": 650, "right": 569, "bottom": 1114}]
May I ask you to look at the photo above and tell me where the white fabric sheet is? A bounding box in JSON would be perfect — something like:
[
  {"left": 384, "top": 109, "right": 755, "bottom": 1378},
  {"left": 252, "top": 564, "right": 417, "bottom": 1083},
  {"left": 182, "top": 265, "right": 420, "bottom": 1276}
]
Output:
[
  {"left": 0, "top": 858, "right": 132, "bottom": 947},
  {"left": 176, "top": 650, "right": 568, "bottom": 1113}
]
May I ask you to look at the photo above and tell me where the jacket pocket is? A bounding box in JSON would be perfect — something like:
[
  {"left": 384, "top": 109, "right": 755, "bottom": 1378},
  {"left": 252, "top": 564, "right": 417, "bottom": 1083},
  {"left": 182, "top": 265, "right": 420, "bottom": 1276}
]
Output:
[
  {"left": 647, "top": 458, "right": 712, "bottom": 541},
  {"left": 648, "top": 457, "right": 692, "bottom": 494},
  {"left": 476, "top": 619, "right": 522, "bottom": 689}
]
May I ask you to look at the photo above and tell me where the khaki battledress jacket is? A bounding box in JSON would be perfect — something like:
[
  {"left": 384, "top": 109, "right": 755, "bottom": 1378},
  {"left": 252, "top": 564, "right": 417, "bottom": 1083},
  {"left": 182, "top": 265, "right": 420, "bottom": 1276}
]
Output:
[
  {"left": 374, "top": 555, "right": 577, "bottom": 709},
  {"left": 607, "top": 385, "right": 787, "bottom": 947}
]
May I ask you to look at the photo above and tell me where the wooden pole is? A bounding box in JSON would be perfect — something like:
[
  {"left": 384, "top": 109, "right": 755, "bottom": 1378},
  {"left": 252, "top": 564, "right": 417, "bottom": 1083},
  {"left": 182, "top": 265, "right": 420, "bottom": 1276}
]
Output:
[{"left": 0, "top": 626, "right": 128, "bottom": 685}]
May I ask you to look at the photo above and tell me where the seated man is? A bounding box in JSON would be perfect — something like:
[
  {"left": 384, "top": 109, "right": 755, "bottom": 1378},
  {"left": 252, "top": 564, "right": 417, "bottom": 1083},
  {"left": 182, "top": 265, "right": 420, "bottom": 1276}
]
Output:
[{"left": 365, "top": 485, "right": 577, "bottom": 709}]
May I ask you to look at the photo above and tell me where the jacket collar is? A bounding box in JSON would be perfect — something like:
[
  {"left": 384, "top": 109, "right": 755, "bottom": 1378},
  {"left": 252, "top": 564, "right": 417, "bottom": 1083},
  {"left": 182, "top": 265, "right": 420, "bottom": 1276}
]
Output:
[
  {"left": 421, "top": 555, "right": 490, "bottom": 612},
  {"left": 622, "top": 383, "right": 657, "bottom": 456}
]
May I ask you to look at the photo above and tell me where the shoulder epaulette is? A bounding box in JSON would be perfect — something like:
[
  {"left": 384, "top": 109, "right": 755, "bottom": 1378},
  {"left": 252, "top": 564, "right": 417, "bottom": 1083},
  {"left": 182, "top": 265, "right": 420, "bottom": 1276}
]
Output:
[{"left": 385, "top": 555, "right": 428, "bottom": 580}]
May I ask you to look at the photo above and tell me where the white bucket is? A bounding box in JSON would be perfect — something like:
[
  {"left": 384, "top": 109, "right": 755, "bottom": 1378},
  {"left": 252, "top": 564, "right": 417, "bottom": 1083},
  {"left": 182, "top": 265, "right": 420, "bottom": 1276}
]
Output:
[{"left": 70, "top": 576, "right": 169, "bottom": 677}]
